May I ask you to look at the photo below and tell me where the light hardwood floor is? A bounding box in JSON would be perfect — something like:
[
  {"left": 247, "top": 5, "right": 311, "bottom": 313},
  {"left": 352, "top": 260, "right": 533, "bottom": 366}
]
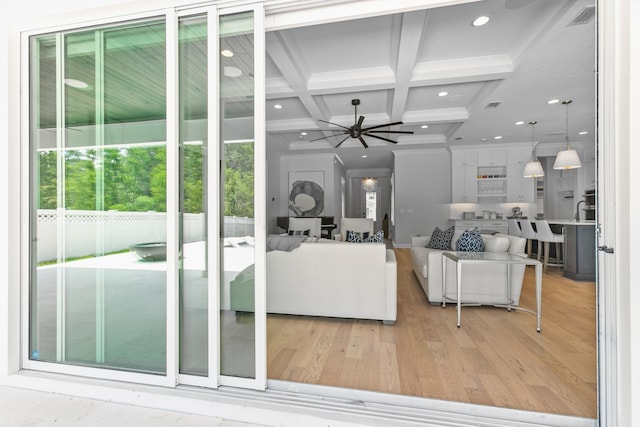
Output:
[{"left": 267, "top": 248, "right": 597, "bottom": 418}]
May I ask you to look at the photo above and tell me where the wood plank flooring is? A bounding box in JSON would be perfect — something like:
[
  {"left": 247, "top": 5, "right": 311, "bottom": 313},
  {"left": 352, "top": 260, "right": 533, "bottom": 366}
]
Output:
[{"left": 267, "top": 248, "right": 597, "bottom": 418}]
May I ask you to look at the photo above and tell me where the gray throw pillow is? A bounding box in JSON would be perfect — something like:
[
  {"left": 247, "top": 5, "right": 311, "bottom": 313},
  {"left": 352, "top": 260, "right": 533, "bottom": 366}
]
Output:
[{"left": 426, "top": 226, "right": 455, "bottom": 250}]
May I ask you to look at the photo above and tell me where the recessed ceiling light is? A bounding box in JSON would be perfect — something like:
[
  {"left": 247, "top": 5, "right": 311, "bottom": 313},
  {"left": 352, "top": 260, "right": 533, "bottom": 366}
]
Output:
[
  {"left": 494, "top": 136, "right": 502, "bottom": 140},
  {"left": 64, "top": 78, "right": 89, "bottom": 89},
  {"left": 472, "top": 16, "right": 490, "bottom": 27},
  {"left": 480, "top": 138, "right": 488, "bottom": 142},
  {"left": 515, "top": 121, "right": 525, "bottom": 125},
  {"left": 421, "top": 125, "right": 429, "bottom": 129},
  {"left": 579, "top": 131, "right": 588, "bottom": 135},
  {"left": 438, "top": 91, "right": 449, "bottom": 97},
  {"left": 300, "top": 132, "right": 307, "bottom": 136},
  {"left": 223, "top": 66, "right": 242, "bottom": 78},
  {"left": 221, "top": 49, "right": 234, "bottom": 57},
  {"left": 547, "top": 99, "right": 560, "bottom": 104},
  {"left": 273, "top": 104, "right": 283, "bottom": 109},
  {"left": 361, "top": 155, "right": 368, "bottom": 158}
]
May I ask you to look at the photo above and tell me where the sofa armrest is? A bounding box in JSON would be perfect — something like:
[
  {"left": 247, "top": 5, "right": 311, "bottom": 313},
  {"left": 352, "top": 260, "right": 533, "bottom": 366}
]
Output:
[
  {"left": 411, "top": 235, "right": 430, "bottom": 247},
  {"left": 384, "top": 249, "right": 397, "bottom": 324}
]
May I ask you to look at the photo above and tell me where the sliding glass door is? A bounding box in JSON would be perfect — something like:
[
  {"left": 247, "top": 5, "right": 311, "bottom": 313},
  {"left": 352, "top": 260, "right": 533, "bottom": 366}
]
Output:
[
  {"left": 29, "top": 19, "right": 170, "bottom": 378},
  {"left": 27, "top": 4, "right": 265, "bottom": 389}
]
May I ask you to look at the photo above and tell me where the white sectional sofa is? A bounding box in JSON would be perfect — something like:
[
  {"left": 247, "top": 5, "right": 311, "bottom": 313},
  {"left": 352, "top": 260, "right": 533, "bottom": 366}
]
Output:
[
  {"left": 411, "top": 232, "right": 527, "bottom": 306},
  {"left": 268, "top": 239, "right": 397, "bottom": 324},
  {"left": 231, "top": 238, "right": 397, "bottom": 324}
]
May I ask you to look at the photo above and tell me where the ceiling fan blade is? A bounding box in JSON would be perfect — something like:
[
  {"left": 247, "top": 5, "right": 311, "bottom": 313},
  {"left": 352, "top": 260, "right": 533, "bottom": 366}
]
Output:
[
  {"left": 363, "top": 132, "right": 398, "bottom": 144},
  {"left": 367, "top": 130, "right": 414, "bottom": 134},
  {"left": 356, "top": 115, "right": 365, "bottom": 128},
  {"left": 361, "top": 121, "right": 404, "bottom": 132},
  {"left": 319, "top": 119, "right": 351, "bottom": 131},
  {"left": 358, "top": 136, "right": 369, "bottom": 149},
  {"left": 334, "top": 135, "right": 350, "bottom": 148},
  {"left": 309, "top": 131, "right": 348, "bottom": 142}
]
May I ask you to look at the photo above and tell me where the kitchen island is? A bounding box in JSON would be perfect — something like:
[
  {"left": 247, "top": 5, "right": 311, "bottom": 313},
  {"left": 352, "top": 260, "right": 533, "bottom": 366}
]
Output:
[{"left": 547, "top": 220, "right": 596, "bottom": 281}]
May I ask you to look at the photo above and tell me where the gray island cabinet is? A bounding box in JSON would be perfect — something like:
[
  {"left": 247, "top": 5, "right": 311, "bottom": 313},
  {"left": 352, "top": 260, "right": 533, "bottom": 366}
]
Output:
[{"left": 548, "top": 220, "right": 596, "bottom": 282}]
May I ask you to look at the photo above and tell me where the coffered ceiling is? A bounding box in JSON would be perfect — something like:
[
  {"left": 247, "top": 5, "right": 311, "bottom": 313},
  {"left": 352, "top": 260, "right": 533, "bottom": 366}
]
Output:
[{"left": 264, "top": 0, "right": 596, "bottom": 169}]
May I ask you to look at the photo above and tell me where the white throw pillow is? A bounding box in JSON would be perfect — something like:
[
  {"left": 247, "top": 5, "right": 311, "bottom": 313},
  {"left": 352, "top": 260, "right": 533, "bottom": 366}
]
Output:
[
  {"left": 483, "top": 235, "right": 510, "bottom": 253},
  {"left": 450, "top": 231, "right": 464, "bottom": 250}
]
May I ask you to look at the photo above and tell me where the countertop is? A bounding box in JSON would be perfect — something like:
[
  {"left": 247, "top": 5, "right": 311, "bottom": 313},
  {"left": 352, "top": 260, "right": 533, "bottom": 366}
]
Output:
[{"left": 546, "top": 219, "right": 596, "bottom": 226}]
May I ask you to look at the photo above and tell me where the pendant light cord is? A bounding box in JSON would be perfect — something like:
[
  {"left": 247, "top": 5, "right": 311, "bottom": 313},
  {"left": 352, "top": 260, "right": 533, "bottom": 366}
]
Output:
[
  {"left": 529, "top": 121, "right": 537, "bottom": 159},
  {"left": 563, "top": 99, "right": 572, "bottom": 149}
]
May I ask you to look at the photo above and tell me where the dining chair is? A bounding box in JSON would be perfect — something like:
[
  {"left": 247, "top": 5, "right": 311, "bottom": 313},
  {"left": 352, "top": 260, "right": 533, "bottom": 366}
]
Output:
[
  {"left": 517, "top": 219, "right": 537, "bottom": 258},
  {"left": 507, "top": 219, "right": 522, "bottom": 237},
  {"left": 533, "top": 219, "right": 565, "bottom": 271}
]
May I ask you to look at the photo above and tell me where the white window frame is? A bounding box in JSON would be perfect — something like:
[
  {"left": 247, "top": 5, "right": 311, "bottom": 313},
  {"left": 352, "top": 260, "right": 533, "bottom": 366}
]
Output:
[{"left": 6, "top": 0, "right": 632, "bottom": 425}]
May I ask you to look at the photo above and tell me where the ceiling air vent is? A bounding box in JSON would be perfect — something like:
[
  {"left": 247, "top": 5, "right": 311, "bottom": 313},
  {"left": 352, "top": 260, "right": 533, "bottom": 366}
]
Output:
[
  {"left": 568, "top": 6, "right": 596, "bottom": 26},
  {"left": 485, "top": 101, "right": 502, "bottom": 109}
]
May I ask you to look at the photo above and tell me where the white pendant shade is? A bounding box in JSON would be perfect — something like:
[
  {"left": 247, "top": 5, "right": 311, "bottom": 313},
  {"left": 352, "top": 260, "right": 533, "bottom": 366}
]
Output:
[
  {"left": 523, "top": 160, "right": 545, "bottom": 177},
  {"left": 523, "top": 121, "right": 544, "bottom": 178},
  {"left": 554, "top": 100, "right": 582, "bottom": 170},
  {"left": 553, "top": 148, "right": 582, "bottom": 170}
]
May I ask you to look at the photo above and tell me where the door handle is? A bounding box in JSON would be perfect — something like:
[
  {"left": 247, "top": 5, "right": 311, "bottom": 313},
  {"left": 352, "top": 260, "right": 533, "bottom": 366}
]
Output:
[{"left": 598, "top": 245, "right": 614, "bottom": 254}]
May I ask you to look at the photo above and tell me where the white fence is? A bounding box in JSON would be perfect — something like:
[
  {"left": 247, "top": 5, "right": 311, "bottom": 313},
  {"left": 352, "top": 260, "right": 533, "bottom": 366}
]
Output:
[{"left": 36, "top": 209, "right": 254, "bottom": 263}]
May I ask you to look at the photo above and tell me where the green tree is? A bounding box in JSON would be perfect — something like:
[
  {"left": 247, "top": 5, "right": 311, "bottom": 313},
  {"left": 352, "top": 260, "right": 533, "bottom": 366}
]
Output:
[{"left": 223, "top": 143, "right": 254, "bottom": 218}]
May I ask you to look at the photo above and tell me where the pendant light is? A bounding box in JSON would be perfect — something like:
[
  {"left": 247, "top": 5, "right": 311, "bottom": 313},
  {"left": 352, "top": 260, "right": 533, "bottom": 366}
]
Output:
[
  {"left": 553, "top": 100, "right": 582, "bottom": 170},
  {"left": 523, "top": 121, "right": 544, "bottom": 178}
]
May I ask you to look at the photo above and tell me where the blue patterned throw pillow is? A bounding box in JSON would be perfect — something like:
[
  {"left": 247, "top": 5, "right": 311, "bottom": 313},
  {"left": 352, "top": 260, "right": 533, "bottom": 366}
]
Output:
[
  {"left": 346, "top": 230, "right": 369, "bottom": 243},
  {"left": 456, "top": 227, "right": 484, "bottom": 252},
  {"left": 426, "top": 226, "right": 455, "bottom": 250},
  {"left": 367, "top": 230, "right": 385, "bottom": 243}
]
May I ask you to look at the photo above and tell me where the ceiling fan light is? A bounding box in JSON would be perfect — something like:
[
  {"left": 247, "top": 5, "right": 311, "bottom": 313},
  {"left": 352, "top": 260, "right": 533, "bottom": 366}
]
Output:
[
  {"left": 523, "top": 160, "right": 545, "bottom": 177},
  {"left": 553, "top": 148, "right": 582, "bottom": 170}
]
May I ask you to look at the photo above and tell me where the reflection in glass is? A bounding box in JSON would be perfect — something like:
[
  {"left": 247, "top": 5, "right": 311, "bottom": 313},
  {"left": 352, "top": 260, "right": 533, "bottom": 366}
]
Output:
[
  {"left": 220, "top": 11, "right": 256, "bottom": 378},
  {"left": 30, "top": 20, "right": 168, "bottom": 373},
  {"left": 178, "top": 15, "right": 209, "bottom": 376}
]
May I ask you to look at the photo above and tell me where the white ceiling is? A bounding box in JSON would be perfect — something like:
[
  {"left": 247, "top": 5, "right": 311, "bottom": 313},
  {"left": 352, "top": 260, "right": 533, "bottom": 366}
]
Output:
[{"left": 264, "top": 0, "right": 596, "bottom": 169}]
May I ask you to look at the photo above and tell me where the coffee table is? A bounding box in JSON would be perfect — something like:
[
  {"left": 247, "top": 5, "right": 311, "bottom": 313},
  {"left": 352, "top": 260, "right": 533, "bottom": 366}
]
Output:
[{"left": 441, "top": 251, "right": 543, "bottom": 332}]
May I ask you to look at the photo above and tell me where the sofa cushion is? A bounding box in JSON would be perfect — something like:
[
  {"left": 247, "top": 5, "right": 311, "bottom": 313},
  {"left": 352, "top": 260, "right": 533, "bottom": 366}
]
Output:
[
  {"left": 483, "top": 234, "right": 510, "bottom": 253},
  {"left": 426, "top": 226, "right": 455, "bottom": 250},
  {"left": 456, "top": 227, "right": 484, "bottom": 252}
]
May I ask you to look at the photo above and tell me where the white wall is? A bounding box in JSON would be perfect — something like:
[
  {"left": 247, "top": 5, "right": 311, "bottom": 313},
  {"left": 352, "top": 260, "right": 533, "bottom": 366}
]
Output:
[{"left": 392, "top": 149, "right": 451, "bottom": 246}]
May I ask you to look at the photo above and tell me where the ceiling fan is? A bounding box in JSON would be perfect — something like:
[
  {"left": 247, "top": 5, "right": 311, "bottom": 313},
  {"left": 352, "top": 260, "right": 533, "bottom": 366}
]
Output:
[{"left": 311, "top": 99, "right": 413, "bottom": 148}]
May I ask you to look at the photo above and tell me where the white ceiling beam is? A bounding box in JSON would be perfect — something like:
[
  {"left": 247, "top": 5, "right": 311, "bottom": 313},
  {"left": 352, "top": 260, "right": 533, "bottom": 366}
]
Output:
[
  {"left": 267, "top": 118, "right": 319, "bottom": 132},
  {"left": 390, "top": 9, "right": 428, "bottom": 122},
  {"left": 411, "top": 55, "right": 514, "bottom": 85},
  {"left": 402, "top": 107, "right": 469, "bottom": 124},
  {"left": 307, "top": 66, "right": 396, "bottom": 92},
  {"left": 265, "top": 31, "right": 329, "bottom": 119}
]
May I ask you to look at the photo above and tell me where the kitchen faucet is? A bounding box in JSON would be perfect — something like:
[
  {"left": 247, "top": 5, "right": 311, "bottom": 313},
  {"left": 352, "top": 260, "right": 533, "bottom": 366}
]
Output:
[{"left": 575, "top": 200, "right": 586, "bottom": 221}]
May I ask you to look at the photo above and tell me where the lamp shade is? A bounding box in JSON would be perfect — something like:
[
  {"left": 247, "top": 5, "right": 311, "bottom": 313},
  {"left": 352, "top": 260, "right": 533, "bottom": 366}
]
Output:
[
  {"left": 523, "top": 160, "right": 545, "bottom": 178},
  {"left": 553, "top": 148, "right": 582, "bottom": 170}
]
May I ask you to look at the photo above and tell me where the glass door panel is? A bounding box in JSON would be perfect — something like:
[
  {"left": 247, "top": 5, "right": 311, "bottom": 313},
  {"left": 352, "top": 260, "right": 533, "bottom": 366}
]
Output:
[
  {"left": 219, "top": 11, "right": 256, "bottom": 379},
  {"left": 178, "top": 14, "right": 210, "bottom": 377},
  {"left": 30, "top": 19, "right": 168, "bottom": 374}
]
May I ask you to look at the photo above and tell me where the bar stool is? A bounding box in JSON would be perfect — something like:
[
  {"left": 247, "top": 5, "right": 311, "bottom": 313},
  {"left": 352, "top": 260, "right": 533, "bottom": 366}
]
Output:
[
  {"left": 533, "top": 219, "right": 564, "bottom": 271},
  {"left": 507, "top": 219, "right": 522, "bottom": 237},
  {"left": 518, "top": 219, "right": 537, "bottom": 258}
]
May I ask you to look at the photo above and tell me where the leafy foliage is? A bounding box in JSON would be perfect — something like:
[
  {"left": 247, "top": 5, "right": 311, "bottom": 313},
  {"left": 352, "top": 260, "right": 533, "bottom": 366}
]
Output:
[{"left": 36, "top": 141, "right": 255, "bottom": 218}]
